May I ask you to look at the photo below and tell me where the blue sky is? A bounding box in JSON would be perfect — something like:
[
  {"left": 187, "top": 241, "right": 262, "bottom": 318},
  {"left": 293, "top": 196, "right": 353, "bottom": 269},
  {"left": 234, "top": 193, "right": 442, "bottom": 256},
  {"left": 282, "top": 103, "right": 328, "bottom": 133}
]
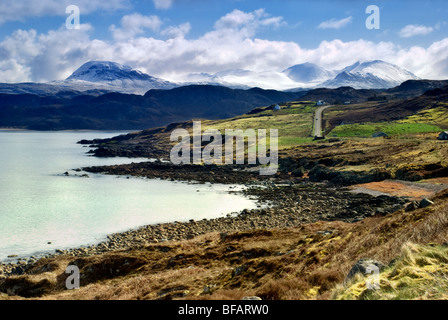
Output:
[{"left": 0, "top": 0, "right": 447, "bottom": 82}]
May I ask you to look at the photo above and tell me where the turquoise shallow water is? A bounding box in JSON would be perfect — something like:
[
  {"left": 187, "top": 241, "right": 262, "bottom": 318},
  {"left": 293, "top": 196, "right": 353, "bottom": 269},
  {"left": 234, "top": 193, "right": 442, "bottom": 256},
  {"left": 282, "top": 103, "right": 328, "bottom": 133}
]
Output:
[{"left": 0, "top": 131, "right": 257, "bottom": 261}]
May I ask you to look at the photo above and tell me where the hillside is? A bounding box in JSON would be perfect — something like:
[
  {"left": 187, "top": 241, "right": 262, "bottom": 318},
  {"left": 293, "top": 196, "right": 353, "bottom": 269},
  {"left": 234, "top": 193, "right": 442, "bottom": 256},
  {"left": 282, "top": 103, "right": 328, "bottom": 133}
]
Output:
[
  {"left": 2, "top": 79, "right": 448, "bottom": 131},
  {"left": 298, "top": 86, "right": 379, "bottom": 104},
  {"left": 325, "top": 85, "right": 448, "bottom": 136},
  {"left": 0, "top": 85, "right": 305, "bottom": 130}
]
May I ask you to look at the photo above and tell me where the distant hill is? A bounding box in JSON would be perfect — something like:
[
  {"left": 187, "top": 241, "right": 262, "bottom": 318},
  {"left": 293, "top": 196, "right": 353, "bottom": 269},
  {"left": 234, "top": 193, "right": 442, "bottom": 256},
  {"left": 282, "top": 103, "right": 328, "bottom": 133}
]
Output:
[
  {"left": 1, "top": 76, "right": 448, "bottom": 130},
  {"left": 298, "top": 86, "right": 379, "bottom": 104},
  {"left": 386, "top": 80, "right": 448, "bottom": 99},
  {"left": 326, "top": 85, "right": 448, "bottom": 131},
  {"left": 0, "top": 85, "right": 305, "bottom": 130}
]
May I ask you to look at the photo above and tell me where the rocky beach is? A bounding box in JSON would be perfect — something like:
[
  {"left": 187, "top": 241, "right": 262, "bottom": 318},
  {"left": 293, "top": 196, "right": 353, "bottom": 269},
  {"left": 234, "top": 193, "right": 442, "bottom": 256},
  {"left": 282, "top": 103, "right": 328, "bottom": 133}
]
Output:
[{"left": 0, "top": 164, "right": 408, "bottom": 278}]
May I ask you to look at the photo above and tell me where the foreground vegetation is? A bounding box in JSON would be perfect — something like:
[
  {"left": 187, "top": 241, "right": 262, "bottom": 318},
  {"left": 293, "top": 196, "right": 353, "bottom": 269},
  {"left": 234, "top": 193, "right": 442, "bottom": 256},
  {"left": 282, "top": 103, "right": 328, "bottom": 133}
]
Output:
[
  {"left": 1, "top": 188, "right": 447, "bottom": 300},
  {"left": 334, "top": 243, "right": 448, "bottom": 300}
]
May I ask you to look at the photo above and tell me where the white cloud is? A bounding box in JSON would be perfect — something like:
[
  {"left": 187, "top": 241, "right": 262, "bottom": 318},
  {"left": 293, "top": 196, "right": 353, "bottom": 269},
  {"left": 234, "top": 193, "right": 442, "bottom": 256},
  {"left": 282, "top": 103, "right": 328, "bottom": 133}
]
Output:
[
  {"left": 214, "top": 9, "right": 286, "bottom": 34},
  {"left": 110, "top": 14, "right": 163, "bottom": 40},
  {"left": 161, "top": 23, "right": 191, "bottom": 39},
  {"left": 399, "top": 24, "right": 434, "bottom": 38},
  {"left": 0, "top": 0, "right": 128, "bottom": 24},
  {"left": 153, "top": 0, "right": 173, "bottom": 10},
  {"left": 318, "top": 16, "right": 353, "bottom": 29},
  {"left": 1, "top": 9, "right": 448, "bottom": 84}
]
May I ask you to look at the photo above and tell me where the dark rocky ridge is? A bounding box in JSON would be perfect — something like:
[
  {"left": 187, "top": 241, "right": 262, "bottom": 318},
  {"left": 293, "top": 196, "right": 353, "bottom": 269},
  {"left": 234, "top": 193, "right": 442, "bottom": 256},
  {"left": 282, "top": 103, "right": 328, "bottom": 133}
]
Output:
[{"left": 0, "top": 85, "right": 305, "bottom": 130}]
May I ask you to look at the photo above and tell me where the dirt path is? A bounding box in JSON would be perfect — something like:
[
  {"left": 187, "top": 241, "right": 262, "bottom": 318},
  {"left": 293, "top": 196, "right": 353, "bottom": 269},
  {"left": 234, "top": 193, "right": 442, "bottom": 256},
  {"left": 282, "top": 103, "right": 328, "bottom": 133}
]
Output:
[
  {"left": 349, "top": 179, "right": 448, "bottom": 200},
  {"left": 314, "top": 105, "right": 332, "bottom": 138}
]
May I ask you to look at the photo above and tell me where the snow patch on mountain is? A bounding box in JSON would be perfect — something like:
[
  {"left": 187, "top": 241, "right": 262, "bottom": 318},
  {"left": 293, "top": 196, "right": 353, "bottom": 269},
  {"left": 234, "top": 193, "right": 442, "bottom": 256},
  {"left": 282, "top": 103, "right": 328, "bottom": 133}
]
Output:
[
  {"left": 64, "top": 61, "right": 178, "bottom": 94},
  {"left": 322, "top": 60, "right": 420, "bottom": 89},
  {"left": 282, "top": 63, "right": 335, "bottom": 84}
]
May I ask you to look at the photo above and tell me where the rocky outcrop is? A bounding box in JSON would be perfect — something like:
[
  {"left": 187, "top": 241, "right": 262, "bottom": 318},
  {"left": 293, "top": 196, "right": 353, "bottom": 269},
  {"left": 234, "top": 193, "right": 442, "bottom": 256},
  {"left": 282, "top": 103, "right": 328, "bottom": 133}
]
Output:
[
  {"left": 344, "top": 258, "right": 386, "bottom": 286},
  {"left": 308, "top": 165, "right": 391, "bottom": 186}
]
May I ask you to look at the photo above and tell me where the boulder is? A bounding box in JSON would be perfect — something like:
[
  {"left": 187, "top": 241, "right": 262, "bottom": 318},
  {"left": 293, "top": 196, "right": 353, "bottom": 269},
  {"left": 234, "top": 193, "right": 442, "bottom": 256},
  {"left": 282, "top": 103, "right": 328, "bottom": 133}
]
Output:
[
  {"left": 344, "top": 258, "right": 386, "bottom": 285},
  {"left": 405, "top": 201, "right": 419, "bottom": 212},
  {"left": 242, "top": 296, "right": 262, "bottom": 300}
]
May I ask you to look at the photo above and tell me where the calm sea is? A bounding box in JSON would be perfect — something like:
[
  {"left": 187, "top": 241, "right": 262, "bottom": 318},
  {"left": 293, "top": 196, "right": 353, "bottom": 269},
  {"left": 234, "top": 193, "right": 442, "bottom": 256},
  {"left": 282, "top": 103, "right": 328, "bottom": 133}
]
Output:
[{"left": 0, "top": 131, "right": 257, "bottom": 261}]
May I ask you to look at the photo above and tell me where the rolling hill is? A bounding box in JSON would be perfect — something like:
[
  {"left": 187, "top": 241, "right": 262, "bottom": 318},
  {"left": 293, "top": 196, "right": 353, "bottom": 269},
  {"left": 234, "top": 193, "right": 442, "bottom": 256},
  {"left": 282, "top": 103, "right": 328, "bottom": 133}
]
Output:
[{"left": 0, "top": 85, "right": 305, "bottom": 130}]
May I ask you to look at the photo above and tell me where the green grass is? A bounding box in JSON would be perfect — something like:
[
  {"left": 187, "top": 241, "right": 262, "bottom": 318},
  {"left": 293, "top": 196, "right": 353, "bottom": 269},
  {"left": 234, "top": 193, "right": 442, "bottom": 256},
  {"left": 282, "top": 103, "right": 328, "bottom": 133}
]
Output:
[
  {"left": 329, "top": 122, "right": 443, "bottom": 138},
  {"left": 278, "top": 136, "right": 314, "bottom": 146},
  {"left": 202, "top": 102, "right": 317, "bottom": 149},
  {"left": 332, "top": 243, "right": 448, "bottom": 300},
  {"left": 398, "top": 105, "right": 448, "bottom": 128}
]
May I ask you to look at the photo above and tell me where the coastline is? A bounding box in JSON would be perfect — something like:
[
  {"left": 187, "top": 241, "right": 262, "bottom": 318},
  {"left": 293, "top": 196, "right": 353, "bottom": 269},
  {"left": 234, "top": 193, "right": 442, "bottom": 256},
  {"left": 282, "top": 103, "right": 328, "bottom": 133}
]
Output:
[{"left": 0, "top": 178, "right": 407, "bottom": 277}]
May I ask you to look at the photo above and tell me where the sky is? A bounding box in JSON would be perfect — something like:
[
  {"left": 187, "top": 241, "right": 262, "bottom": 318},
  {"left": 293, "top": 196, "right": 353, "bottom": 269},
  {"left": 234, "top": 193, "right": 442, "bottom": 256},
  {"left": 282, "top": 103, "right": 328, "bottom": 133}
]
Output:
[{"left": 0, "top": 0, "right": 447, "bottom": 83}]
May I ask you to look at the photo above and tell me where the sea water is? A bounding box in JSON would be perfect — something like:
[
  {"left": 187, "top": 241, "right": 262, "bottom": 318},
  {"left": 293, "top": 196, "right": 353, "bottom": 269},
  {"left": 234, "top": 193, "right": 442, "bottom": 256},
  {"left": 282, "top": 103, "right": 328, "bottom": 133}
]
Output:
[{"left": 0, "top": 131, "right": 257, "bottom": 261}]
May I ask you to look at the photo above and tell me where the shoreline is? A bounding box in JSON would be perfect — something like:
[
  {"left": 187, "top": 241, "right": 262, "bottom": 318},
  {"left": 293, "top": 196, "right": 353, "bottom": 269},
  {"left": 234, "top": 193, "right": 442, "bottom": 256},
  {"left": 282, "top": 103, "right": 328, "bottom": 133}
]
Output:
[
  {"left": 0, "top": 180, "right": 263, "bottom": 272},
  {"left": 0, "top": 180, "right": 408, "bottom": 277},
  {"left": 0, "top": 179, "right": 259, "bottom": 266}
]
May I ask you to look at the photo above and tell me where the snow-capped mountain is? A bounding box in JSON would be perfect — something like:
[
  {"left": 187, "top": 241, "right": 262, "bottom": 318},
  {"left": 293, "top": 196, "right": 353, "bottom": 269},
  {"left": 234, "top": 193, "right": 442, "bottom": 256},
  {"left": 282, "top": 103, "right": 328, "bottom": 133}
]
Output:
[
  {"left": 174, "top": 69, "right": 308, "bottom": 91},
  {"left": 63, "top": 61, "right": 178, "bottom": 94},
  {"left": 282, "top": 63, "right": 335, "bottom": 84},
  {"left": 172, "top": 71, "right": 252, "bottom": 89},
  {"left": 173, "top": 60, "right": 418, "bottom": 90},
  {"left": 321, "top": 60, "right": 420, "bottom": 89},
  {"left": 0, "top": 60, "right": 421, "bottom": 96}
]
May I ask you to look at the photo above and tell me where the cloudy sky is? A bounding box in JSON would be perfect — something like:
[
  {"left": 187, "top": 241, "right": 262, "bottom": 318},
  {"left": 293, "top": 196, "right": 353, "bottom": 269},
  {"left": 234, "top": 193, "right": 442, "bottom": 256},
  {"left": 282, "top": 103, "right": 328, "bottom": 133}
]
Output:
[{"left": 0, "top": 0, "right": 447, "bottom": 83}]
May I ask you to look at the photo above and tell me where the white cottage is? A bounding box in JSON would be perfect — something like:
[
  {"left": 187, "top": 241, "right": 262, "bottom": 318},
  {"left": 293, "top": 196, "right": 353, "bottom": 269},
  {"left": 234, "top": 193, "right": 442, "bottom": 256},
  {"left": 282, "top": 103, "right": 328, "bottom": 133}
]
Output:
[{"left": 274, "top": 104, "right": 281, "bottom": 110}]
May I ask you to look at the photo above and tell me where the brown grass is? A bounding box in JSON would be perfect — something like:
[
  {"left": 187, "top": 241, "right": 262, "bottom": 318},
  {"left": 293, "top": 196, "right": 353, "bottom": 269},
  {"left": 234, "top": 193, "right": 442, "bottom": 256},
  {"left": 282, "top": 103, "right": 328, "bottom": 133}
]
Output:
[{"left": 2, "top": 189, "right": 448, "bottom": 300}]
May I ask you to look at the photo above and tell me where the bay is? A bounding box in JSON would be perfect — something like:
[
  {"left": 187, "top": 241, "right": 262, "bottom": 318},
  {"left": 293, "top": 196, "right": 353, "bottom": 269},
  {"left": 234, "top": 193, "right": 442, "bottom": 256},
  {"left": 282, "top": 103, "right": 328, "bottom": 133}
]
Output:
[{"left": 0, "top": 131, "right": 257, "bottom": 261}]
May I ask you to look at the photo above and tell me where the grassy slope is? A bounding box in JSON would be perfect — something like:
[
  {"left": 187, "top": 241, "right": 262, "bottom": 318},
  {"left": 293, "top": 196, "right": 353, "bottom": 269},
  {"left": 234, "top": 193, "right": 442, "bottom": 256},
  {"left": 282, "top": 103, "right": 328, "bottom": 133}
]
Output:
[
  {"left": 199, "top": 101, "right": 317, "bottom": 149},
  {"left": 333, "top": 243, "right": 448, "bottom": 300},
  {"left": 2, "top": 189, "right": 448, "bottom": 300},
  {"left": 329, "top": 122, "right": 442, "bottom": 138}
]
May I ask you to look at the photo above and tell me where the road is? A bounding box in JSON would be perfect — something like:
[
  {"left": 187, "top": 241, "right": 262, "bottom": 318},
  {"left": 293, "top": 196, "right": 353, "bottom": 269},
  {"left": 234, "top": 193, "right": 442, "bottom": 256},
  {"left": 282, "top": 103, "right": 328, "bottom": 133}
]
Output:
[{"left": 314, "top": 105, "right": 333, "bottom": 138}]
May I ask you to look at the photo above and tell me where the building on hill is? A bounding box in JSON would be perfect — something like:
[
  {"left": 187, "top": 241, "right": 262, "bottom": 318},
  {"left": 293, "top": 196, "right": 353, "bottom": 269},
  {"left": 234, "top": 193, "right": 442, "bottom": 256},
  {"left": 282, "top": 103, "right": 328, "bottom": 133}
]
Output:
[
  {"left": 372, "top": 132, "right": 389, "bottom": 138},
  {"left": 274, "top": 104, "right": 281, "bottom": 110},
  {"left": 438, "top": 131, "right": 448, "bottom": 140},
  {"left": 316, "top": 100, "right": 325, "bottom": 106}
]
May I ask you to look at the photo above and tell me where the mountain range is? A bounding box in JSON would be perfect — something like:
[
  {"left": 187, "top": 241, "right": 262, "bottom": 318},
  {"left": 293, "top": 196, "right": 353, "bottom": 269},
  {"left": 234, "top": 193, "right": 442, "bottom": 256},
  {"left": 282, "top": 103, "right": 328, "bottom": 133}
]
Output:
[
  {"left": 174, "top": 60, "right": 420, "bottom": 91},
  {"left": 0, "top": 59, "right": 446, "bottom": 131},
  {"left": 0, "top": 59, "right": 422, "bottom": 96}
]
